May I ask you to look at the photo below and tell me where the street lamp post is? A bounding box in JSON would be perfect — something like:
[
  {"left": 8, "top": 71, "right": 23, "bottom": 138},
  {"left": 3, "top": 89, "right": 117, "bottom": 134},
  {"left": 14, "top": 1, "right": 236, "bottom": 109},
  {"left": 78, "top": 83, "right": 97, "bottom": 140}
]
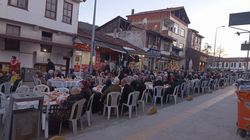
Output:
[
  {"left": 212, "top": 25, "right": 225, "bottom": 70},
  {"left": 89, "top": 0, "right": 97, "bottom": 73}
]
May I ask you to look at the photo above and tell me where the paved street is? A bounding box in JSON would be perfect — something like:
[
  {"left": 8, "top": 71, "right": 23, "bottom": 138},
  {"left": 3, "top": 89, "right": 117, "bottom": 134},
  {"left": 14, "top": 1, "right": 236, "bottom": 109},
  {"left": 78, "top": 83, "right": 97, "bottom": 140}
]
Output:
[{"left": 61, "top": 86, "right": 245, "bottom": 140}]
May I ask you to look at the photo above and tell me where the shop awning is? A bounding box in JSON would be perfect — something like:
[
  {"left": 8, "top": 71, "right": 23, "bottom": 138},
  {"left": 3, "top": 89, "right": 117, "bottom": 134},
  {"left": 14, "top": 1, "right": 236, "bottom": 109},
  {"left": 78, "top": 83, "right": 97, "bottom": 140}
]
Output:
[
  {"left": 0, "top": 33, "right": 80, "bottom": 50},
  {"left": 75, "top": 36, "right": 109, "bottom": 49},
  {"left": 104, "top": 43, "right": 127, "bottom": 53},
  {"left": 161, "top": 53, "right": 186, "bottom": 61}
]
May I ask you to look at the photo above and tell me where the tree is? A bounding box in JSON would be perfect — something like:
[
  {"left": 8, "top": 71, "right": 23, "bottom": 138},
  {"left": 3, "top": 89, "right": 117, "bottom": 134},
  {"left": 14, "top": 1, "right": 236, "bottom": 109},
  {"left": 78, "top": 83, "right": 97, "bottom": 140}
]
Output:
[
  {"left": 215, "top": 45, "right": 227, "bottom": 68},
  {"left": 201, "top": 43, "right": 212, "bottom": 55}
]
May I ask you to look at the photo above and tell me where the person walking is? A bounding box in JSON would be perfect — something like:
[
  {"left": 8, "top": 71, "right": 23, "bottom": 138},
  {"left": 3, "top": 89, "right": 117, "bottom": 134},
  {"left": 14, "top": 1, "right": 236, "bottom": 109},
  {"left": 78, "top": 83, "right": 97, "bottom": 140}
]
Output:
[{"left": 46, "top": 58, "right": 55, "bottom": 73}]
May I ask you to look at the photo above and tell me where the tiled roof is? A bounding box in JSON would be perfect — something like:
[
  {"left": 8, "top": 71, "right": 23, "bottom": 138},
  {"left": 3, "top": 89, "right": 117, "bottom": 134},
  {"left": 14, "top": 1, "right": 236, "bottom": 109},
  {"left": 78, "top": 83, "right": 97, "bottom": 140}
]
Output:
[{"left": 127, "top": 6, "right": 184, "bottom": 17}]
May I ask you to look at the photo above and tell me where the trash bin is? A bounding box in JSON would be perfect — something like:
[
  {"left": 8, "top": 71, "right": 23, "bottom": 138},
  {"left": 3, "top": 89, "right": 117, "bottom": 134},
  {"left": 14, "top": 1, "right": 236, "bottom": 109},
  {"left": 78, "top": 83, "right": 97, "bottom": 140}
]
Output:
[{"left": 235, "top": 90, "right": 250, "bottom": 138}]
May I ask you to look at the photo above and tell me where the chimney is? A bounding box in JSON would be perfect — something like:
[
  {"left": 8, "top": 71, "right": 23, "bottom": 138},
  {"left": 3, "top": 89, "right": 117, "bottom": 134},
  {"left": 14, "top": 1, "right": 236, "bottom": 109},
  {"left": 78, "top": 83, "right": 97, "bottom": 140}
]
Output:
[
  {"left": 131, "top": 9, "right": 134, "bottom": 15},
  {"left": 113, "top": 27, "right": 117, "bottom": 38}
]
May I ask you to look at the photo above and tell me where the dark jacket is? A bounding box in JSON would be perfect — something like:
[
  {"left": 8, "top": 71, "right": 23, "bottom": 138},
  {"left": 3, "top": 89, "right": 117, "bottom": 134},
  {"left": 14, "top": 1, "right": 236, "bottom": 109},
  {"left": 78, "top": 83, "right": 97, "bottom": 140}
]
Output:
[
  {"left": 101, "top": 85, "right": 121, "bottom": 104},
  {"left": 101, "top": 80, "right": 112, "bottom": 93},
  {"left": 60, "top": 94, "right": 84, "bottom": 110},
  {"left": 167, "top": 82, "right": 179, "bottom": 94},
  {"left": 105, "top": 64, "right": 110, "bottom": 72},
  {"left": 123, "top": 67, "right": 129, "bottom": 75},
  {"left": 0, "top": 73, "right": 8, "bottom": 84},
  {"left": 163, "top": 80, "right": 172, "bottom": 85},
  {"left": 153, "top": 80, "right": 164, "bottom": 87},
  {"left": 121, "top": 84, "right": 134, "bottom": 103},
  {"left": 145, "top": 77, "right": 152, "bottom": 83},
  {"left": 136, "top": 83, "right": 146, "bottom": 100},
  {"left": 12, "top": 79, "right": 22, "bottom": 92},
  {"left": 81, "top": 88, "right": 92, "bottom": 102},
  {"left": 45, "top": 73, "right": 53, "bottom": 81},
  {"left": 131, "top": 81, "right": 137, "bottom": 90},
  {"left": 46, "top": 61, "right": 55, "bottom": 73},
  {"left": 178, "top": 79, "right": 186, "bottom": 86}
]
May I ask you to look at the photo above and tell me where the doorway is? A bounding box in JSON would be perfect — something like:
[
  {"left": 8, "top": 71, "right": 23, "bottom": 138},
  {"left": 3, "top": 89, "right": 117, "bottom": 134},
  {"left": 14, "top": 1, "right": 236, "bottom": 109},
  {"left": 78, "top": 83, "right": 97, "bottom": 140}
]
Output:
[{"left": 62, "top": 57, "right": 70, "bottom": 77}]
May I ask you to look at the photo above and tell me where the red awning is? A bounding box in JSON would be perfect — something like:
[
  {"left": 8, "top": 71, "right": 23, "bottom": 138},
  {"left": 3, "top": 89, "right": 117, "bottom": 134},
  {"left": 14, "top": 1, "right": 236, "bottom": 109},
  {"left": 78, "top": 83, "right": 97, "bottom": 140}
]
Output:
[{"left": 0, "top": 33, "right": 80, "bottom": 50}]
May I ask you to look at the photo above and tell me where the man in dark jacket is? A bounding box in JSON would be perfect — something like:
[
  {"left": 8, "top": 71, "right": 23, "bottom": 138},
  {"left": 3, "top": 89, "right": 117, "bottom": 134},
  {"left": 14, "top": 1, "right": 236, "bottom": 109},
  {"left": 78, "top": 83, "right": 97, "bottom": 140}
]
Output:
[
  {"left": 120, "top": 79, "right": 134, "bottom": 113},
  {"left": 105, "top": 63, "right": 110, "bottom": 72},
  {"left": 46, "top": 58, "right": 55, "bottom": 73},
  {"left": 178, "top": 76, "right": 186, "bottom": 86},
  {"left": 166, "top": 78, "right": 179, "bottom": 95},
  {"left": 0, "top": 71, "right": 8, "bottom": 84},
  {"left": 153, "top": 76, "right": 164, "bottom": 87}
]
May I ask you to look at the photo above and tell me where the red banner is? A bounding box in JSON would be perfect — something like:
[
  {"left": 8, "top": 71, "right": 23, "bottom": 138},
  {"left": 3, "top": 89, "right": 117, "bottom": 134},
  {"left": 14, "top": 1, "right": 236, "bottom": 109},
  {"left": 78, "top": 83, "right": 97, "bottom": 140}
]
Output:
[{"left": 75, "top": 43, "right": 91, "bottom": 52}]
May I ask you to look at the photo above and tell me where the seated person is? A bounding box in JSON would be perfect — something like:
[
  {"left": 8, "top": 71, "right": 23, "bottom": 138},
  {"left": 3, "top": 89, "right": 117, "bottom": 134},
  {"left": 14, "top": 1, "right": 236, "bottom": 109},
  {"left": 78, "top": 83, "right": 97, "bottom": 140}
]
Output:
[
  {"left": 129, "top": 77, "right": 137, "bottom": 90},
  {"left": 153, "top": 76, "right": 164, "bottom": 87},
  {"left": 201, "top": 75, "right": 209, "bottom": 86},
  {"left": 49, "top": 87, "right": 85, "bottom": 135},
  {"left": 144, "top": 74, "right": 152, "bottom": 83},
  {"left": 163, "top": 76, "right": 172, "bottom": 85},
  {"left": 178, "top": 76, "right": 186, "bottom": 86},
  {"left": 12, "top": 75, "right": 22, "bottom": 92},
  {"left": 38, "top": 72, "right": 52, "bottom": 91},
  {"left": 120, "top": 79, "right": 134, "bottom": 114},
  {"left": 80, "top": 80, "right": 92, "bottom": 101},
  {"left": 67, "top": 68, "right": 75, "bottom": 79},
  {"left": 136, "top": 77, "right": 146, "bottom": 100},
  {"left": 104, "top": 72, "right": 115, "bottom": 83},
  {"left": 99, "top": 78, "right": 121, "bottom": 115},
  {"left": 56, "top": 70, "right": 64, "bottom": 78},
  {"left": 10, "top": 69, "right": 19, "bottom": 83},
  {"left": 165, "top": 78, "right": 179, "bottom": 95},
  {"left": 0, "top": 71, "right": 8, "bottom": 84},
  {"left": 45, "top": 70, "right": 54, "bottom": 81},
  {"left": 90, "top": 77, "right": 98, "bottom": 89}
]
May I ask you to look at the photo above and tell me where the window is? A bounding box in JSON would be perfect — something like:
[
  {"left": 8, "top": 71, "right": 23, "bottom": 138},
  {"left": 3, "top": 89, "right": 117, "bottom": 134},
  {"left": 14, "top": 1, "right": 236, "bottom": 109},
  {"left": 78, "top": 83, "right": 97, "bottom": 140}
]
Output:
[
  {"left": 173, "top": 41, "right": 177, "bottom": 46},
  {"left": 8, "top": 0, "right": 28, "bottom": 10},
  {"left": 5, "top": 39, "right": 20, "bottom": 51},
  {"left": 100, "top": 53, "right": 110, "bottom": 62},
  {"left": 180, "top": 29, "right": 185, "bottom": 37},
  {"left": 42, "top": 31, "right": 52, "bottom": 41},
  {"left": 164, "top": 42, "right": 170, "bottom": 51},
  {"left": 41, "top": 45, "right": 52, "bottom": 53},
  {"left": 45, "top": 0, "right": 57, "bottom": 19},
  {"left": 231, "top": 63, "right": 233, "bottom": 67},
  {"left": 174, "top": 23, "right": 178, "bottom": 34},
  {"left": 234, "top": 63, "right": 236, "bottom": 67},
  {"left": 6, "top": 24, "right": 20, "bottom": 36},
  {"left": 63, "top": 2, "right": 73, "bottom": 24},
  {"left": 191, "top": 33, "right": 195, "bottom": 46},
  {"left": 179, "top": 43, "right": 184, "bottom": 48},
  {"left": 226, "top": 63, "right": 228, "bottom": 67},
  {"left": 239, "top": 63, "right": 241, "bottom": 68}
]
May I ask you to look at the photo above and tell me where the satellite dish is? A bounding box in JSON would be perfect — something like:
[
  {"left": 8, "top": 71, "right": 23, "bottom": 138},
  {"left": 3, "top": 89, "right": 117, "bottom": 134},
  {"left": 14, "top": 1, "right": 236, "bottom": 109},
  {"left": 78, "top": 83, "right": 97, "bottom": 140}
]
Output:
[
  {"left": 154, "top": 25, "right": 157, "bottom": 30},
  {"left": 142, "top": 18, "right": 147, "bottom": 26}
]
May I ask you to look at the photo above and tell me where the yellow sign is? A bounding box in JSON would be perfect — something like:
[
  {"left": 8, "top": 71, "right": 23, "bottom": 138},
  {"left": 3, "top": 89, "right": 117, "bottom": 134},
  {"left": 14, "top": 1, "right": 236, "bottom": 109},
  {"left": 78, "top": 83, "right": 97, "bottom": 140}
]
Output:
[
  {"left": 91, "top": 61, "right": 93, "bottom": 65},
  {"left": 30, "top": 70, "right": 33, "bottom": 74}
]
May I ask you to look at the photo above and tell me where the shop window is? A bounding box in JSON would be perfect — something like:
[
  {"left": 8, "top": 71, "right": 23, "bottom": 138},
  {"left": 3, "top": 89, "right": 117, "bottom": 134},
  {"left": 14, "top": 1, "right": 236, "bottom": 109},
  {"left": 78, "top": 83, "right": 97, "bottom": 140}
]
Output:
[
  {"left": 234, "top": 63, "right": 236, "bottom": 67},
  {"left": 45, "top": 0, "right": 57, "bottom": 20},
  {"left": 231, "top": 63, "right": 233, "bottom": 67},
  {"left": 41, "top": 45, "right": 52, "bottom": 53},
  {"left": 239, "top": 63, "right": 241, "bottom": 68},
  {"left": 5, "top": 39, "right": 20, "bottom": 51},
  {"left": 42, "top": 31, "right": 52, "bottom": 41},
  {"left": 173, "top": 41, "right": 177, "bottom": 47},
  {"left": 164, "top": 42, "right": 170, "bottom": 51},
  {"left": 100, "top": 53, "right": 110, "bottom": 62},
  {"left": 63, "top": 1, "right": 73, "bottom": 24},
  {"left": 8, "top": 0, "right": 28, "bottom": 10},
  {"left": 6, "top": 24, "right": 20, "bottom": 36}
]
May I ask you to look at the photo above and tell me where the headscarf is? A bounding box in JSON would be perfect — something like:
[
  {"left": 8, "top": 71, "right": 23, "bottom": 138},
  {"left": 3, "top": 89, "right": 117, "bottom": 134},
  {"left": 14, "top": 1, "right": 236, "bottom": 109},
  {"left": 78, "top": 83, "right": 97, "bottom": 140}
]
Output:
[
  {"left": 129, "top": 77, "right": 136, "bottom": 83},
  {"left": 69, "top": 68, "right": 74, "bottom": 74},
  {"left": 86, "top": 74, "right": 92, "bottom": 83},
  {"left": 70, "top": 87, "right": 81, "bottom": 95},
  {"left": 81, "top": 80, "right": 90, "bottom": 88}
]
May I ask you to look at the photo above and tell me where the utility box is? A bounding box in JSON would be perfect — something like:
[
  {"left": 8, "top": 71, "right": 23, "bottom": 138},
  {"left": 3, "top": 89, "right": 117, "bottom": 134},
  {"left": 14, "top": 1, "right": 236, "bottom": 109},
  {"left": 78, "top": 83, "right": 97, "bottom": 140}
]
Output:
[{"left": 21, "top": 67, "right": 39, "bottom": 82}]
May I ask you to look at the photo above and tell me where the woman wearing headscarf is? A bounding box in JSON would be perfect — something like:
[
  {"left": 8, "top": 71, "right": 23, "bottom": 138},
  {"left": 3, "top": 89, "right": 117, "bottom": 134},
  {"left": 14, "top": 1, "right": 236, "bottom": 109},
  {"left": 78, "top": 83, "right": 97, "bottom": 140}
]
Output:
[
  {"left": 45, "top": 70, "right": 54, "bottom": 81},
  {"left": 118, "top": 71, "right": 125, "bottom": 83},
  {"left": 67, "top": 68, "right": 76, "bottom": 79},
  {"left": 144, "top": 74, "right": 152, "bottom": 82},
  {"left": 136, "top": 77, "right": 146, "bottom": 100},
  {"left": 101, "top": 79, "right": 112, "bottom": 93},
  {"left": 80, "top": 80, "right": 92, "bottom": 102},
  {"left": 129, "top": 77, "right": 137, "bottom": 90},
  {"left": 56, "top": 70, "right": 64, "bottom": 78},
  {"left": 49, "top": 87, "right": 84, "bottom": 135}
]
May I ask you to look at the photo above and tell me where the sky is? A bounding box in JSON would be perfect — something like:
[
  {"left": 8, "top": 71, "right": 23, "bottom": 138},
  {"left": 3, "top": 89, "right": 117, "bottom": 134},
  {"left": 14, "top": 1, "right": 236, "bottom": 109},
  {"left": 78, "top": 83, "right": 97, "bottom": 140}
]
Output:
[{"left": 78, "top": 0, "right": 250, "bottom": 58}]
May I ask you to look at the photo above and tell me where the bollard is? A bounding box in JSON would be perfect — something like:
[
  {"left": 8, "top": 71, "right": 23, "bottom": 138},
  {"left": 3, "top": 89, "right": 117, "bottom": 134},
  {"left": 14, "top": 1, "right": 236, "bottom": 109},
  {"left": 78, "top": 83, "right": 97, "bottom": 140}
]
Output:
[{"left": 148, "top": 106, "right": 157, "bottom": 115}]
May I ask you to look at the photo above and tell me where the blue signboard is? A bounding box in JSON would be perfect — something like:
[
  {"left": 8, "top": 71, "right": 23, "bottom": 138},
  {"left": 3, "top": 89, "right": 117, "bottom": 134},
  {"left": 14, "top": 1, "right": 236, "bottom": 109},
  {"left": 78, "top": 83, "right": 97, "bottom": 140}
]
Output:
[{"left": 149, "top": 48, "right": 161, "bottom": 57}]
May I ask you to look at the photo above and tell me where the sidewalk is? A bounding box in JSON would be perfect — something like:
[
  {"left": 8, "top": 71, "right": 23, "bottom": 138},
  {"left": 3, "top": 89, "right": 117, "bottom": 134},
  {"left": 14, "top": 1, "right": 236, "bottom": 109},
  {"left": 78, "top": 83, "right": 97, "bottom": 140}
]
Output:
[{"left": 64, "top": 86, "right": 243, "bottom": 140}]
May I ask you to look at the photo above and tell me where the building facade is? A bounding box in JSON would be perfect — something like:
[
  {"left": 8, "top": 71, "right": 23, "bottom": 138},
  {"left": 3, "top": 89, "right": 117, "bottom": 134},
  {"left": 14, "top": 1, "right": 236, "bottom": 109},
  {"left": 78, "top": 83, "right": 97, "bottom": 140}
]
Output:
[
  {"left": 212, "top": 57, "right": 248, "bottom": 71},
  {"left": 0, "top": 0, "right": 85, "bottom": 76}
]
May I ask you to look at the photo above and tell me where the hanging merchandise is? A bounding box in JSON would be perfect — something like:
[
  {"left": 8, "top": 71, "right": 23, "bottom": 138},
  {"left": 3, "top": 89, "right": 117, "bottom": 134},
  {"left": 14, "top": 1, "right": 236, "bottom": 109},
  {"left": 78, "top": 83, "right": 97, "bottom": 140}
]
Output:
[{"left": 135, "top": 55, "right": 139, "bottom": 62}]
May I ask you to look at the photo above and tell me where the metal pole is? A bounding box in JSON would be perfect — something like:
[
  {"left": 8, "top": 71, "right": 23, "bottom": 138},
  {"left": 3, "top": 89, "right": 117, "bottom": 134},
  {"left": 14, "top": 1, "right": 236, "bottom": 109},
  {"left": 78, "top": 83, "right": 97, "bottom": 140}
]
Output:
[
  {"left": 89, "top": 0, "right": 97, "bottom": 74},
  {"left": 245, "top": 34, "right": 250, "bottom": 80},
  {"left": 212, "top": 28, "right": 217, "bottom": 70}
]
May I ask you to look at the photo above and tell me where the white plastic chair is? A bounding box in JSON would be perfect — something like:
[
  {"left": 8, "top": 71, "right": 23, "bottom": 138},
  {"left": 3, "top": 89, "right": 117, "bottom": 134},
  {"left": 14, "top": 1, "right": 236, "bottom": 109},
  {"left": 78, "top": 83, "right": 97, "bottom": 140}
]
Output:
[
  {"left": 15, "top": 85, "right": 30, "bottom": 93},
  {"left": 180, "top": 82, "right": 188, "bottom": 98},
  {"left": 33, "top": 76, "right": 38, "bottom": 86},
  {"left": 121, "top": 91, "right": 140, "bottom": 118},
  {"left": 212, "top": 79, "right": 218, "bottom": 90},
  {"left": 0, "top": 82, "right": 13, "bottom": 94},
  {"left": 103, "top": 92, "right": 121, "bottom": 120},
  {"left": 33, "top": 85, "right": 50, "bottom": 93},
  {"left": 192, "top": 80, "right": 200, "bottom": 93},
  {"left": 145, "top": 84, "right": 153, "bottom": 104},
  {"left": 215, "top": 79, "right": 220, "bottom": 89},
  {"left": 59, "top": 99, "right": 86, "bottom": 135},
  {"left": 206, "top": 80, "right": 212, "bottom": 92},
  {"left": 84, "top": 93, "right": 95, "bottom": 126},
  {"left": 76, "top": 76, "right": 83, "bottom": 81},
  {"left": 166, "top": 85, "right": 180, "bottom": 104},
  {"left": 137, "top": 89, "right": 146, "bottom": 112},
  {"left": 54, "top": 88, "right": 69, "bottom": 94},
  {"left": 153, "top": 86, "right": 164, "bottom": 106},
  {"left": 0, "top": 92, "right": 6, "bottom": 124},
  {"left": 36, "top": 78, "right": 42, "bottom": 85},
  {"left": 17, "top": 80, "right": 23, "bottom": 88},
  {"left": 42, "top": 95, "right": 50, "bottom": 139},
  {"left": 201, "top": 81, "right": 208, "bottom": 94}
]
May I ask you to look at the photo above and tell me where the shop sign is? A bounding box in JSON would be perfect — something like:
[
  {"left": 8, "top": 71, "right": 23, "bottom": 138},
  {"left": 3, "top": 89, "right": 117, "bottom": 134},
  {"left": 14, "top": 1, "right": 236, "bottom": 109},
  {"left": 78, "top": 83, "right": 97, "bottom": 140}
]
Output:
[
  {"left": 149, "top": 48, "right": 161, "bottom": 57},
  {"left": 200, "top": 56, "right": 208, "bottom": 62},
  {"left": 75, "top": 43, "right": 91, "bottom": 52}
]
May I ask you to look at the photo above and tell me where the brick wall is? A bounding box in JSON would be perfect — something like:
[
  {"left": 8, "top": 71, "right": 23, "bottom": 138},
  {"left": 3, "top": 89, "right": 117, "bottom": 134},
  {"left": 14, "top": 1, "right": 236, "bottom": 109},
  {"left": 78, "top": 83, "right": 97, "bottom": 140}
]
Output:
[
  {"left": 127, "top": 12, "right": 170, "bottom": 22},
  {"left": 162, "top": 30, "right": 168, "bottom": 35},
  {"left": 171, "top": 14, "right": 188, "bottom": 27}
]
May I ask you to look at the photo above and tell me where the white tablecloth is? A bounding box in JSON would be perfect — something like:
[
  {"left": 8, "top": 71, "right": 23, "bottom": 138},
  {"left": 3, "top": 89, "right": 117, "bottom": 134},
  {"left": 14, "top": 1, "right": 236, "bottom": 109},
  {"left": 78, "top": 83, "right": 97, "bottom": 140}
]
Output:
[
  {"left": 145, "top": 83, "right": 169, "bottom": 90},
  {"left": 92, "top": 86, "right": 103, "bottom": 93},
  {"left": 47, "top": 79, "right": 80, "bottom": 88}
]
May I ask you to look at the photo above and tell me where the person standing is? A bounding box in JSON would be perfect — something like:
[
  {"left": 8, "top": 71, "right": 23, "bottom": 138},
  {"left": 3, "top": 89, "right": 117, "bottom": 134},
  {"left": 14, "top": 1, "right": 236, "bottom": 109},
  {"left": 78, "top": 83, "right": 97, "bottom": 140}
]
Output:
[
  {"left": 105, "top": 62, "right": 110, "bottom": 72},
  {"left": 10, "top": 56, "right": 18, "bottom": 72},
  {"left": 46, "top": 58, "right": 55, "bottom": 73}
]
